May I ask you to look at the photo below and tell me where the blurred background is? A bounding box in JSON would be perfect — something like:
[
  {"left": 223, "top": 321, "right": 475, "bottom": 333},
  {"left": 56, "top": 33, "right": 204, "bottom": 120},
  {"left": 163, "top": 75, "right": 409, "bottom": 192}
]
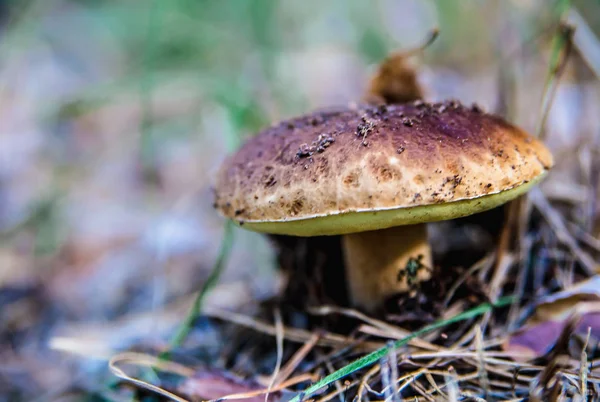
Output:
[{"left": 0, "top": 0, "right": 599, "bottom": 400}]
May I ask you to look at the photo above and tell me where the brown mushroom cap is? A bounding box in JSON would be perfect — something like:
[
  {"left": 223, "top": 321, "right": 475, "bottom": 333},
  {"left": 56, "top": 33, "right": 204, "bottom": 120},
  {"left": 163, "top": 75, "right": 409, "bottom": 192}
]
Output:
[{"left": 214, "top": 100, "right": 553, "bottom": 236}]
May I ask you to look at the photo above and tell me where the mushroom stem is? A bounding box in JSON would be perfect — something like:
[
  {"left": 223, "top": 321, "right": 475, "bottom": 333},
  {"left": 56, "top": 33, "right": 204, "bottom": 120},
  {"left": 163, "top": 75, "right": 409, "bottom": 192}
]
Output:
[{"left": 342, "top": 224, "right": 432, "bottom": 311}]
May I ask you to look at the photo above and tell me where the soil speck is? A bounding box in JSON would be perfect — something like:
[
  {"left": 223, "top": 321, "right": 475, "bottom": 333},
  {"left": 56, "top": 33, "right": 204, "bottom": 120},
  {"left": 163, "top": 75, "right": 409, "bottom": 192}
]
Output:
[
  {"left": 356, "top": 115, "right": 375, "bottom": 145},
  {"left": 402, "top": 117, "right": 415, "bottom": 127}
]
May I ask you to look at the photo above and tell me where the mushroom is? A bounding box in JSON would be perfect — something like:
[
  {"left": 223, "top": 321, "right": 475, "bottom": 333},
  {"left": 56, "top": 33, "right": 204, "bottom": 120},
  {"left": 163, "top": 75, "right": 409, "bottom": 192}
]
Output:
[
  {"left": 213, "top": 100, "right": 553, "bottom": 311},
  {"left": 365, "top": 29, "right": 438, "bottom": 105}
]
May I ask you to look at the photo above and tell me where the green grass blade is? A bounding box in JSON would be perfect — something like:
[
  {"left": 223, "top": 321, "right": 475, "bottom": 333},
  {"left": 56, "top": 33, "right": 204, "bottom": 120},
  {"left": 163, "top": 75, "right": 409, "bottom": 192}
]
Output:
[
  {"left": 163, "top": 221, "right": 235, "bottom": 355},
  {"left": 139, "top": 0, "right": 163, "bottom": 176},
  {"left": 289, "top": 295, "right": 515, "bottom": 402},
  {"left": 545, "top": 0, "right": 572, "bottom": 85},
  {"left": 537, "top": 0, "right": 573, "bottom": 137}
]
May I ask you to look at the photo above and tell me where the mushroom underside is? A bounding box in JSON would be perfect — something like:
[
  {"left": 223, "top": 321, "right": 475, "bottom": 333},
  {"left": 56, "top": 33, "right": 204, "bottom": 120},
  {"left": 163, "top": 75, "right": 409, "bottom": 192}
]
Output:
[{"left": 234, "top": 175, "right": 545, "bottom": 236}]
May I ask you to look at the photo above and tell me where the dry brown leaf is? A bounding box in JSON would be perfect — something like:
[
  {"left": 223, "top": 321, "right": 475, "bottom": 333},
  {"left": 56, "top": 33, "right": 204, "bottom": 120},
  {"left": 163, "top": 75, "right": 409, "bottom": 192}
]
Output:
[
  {"left": 179, "top": 370, "right": 276, "bottom": 402},
  {"left": 504, "top": 276, "right": 600, "bottom": 360}
]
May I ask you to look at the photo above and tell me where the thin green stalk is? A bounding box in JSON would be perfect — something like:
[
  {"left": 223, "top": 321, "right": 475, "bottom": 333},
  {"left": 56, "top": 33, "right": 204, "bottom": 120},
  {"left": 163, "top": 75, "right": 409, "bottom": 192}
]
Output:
[
  {"left": 163, "top": 221, "right": 235, "bottom": 357},
  {"left": 537, "top": 0, "right": 574, "bottom": 138},
  {"left": 289, "top": 296, "right": 516, "bottom": 402},
  {"left": 139, "top": 0, "right": 162, "bottom": 175},
  {"left": 545, "top": 0, "right": 572, "bottom": 87}
]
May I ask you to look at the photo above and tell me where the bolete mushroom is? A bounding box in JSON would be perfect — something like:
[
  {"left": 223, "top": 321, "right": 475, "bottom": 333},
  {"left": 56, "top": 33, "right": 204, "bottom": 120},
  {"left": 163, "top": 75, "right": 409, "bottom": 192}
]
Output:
[{"left": 213, "top": 100, "right": 553, "bottom": 311}]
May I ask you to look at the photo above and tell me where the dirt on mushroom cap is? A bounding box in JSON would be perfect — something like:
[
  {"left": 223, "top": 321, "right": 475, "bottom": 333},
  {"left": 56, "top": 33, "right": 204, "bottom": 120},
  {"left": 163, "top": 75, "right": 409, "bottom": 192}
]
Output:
[{"left": 213, "top": 100, "right": 553, "bottom": 227}]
